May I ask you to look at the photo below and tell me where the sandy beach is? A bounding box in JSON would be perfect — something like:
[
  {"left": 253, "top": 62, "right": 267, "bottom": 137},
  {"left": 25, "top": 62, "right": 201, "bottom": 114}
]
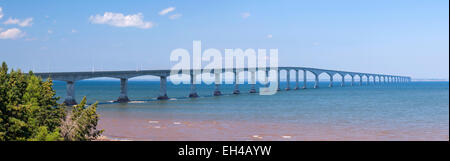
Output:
[{"left": 98, "top": 115, "right": 449, "bottom": 141}]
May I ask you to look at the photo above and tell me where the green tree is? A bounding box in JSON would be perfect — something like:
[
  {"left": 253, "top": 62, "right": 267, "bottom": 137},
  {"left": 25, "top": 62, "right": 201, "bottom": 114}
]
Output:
[
  {"left": 0, "top": 62, "right": 102, "bottom": 141},
  {"left": 61, "top": 96, "right": 103, "bottom": 141}
]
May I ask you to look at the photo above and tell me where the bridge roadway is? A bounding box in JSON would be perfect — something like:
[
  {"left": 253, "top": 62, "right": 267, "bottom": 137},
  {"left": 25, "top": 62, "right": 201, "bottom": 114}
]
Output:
[{"left": 34, "top": 67, "right": 411, "bottom": 105}]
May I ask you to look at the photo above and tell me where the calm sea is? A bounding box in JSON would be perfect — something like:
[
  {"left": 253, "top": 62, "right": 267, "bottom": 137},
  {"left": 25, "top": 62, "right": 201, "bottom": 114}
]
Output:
[{"left": 52, "top": 81, "right": 449, "bottom": 140}]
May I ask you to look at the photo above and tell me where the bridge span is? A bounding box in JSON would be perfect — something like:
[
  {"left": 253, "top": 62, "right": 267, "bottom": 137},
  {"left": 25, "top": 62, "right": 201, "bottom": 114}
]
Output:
[{"left": 34, "top": 67, "right": 411, "bottom": 105}]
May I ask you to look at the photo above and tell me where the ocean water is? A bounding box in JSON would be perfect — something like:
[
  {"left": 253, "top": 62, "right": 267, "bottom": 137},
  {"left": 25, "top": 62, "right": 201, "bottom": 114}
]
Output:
[{"left": 52, "top": 80, "right": 449, "bottom": 140}]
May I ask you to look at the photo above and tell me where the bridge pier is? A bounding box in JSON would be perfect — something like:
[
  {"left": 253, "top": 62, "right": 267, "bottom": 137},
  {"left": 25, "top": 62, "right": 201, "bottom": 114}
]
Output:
[
  {"left": 341, "top": 75, "right": 345, "bottom": 87},
  {"left": 329, "top": 74, "right": 333, "bottom": 87},
  {"left": 303, "top": 70, "right": 307, "bottom": 89},
  {"left": 314, "top": 73, "right": 319, "bottom": 88},
  {"left": 264, "top": 70, "right": 269, "bottom": 88},
  {"left": 189, "top": 72, "right": 199, "bottom": 98},
  {"left": 249, "top": 71, "right": 257, "bottom": 93},
  {"left": 366, "top": 76, "right": 370, "bottom": 85},
  {"left": 351, "top": 75, "right": 354, "bottom": 86},
  {"left": 214, "top": 72, "right": 222, "bottom": 96},
  {"left": 294, "top": 70, "right": 299, "bottom": 90},
  {"left": 277, "top": 70, "right": 281, "bottom": 91},
  {"left": 157, "top": 76, "right": 169, "bottom": 100},
  {"left": 64, "top": 81, "right": 77, "bottom": 105},
  {"left": 359, "top": 76, "right": 363, "bottom": 86},
  {"left": 286, "top": 70, "right": 291, "bottom": 90},
  {"left": 233, "top": 70, "right": 240, "bottom": 94},
  {"left": 116, "top": 78, "right": 130, "bottom": 103}
]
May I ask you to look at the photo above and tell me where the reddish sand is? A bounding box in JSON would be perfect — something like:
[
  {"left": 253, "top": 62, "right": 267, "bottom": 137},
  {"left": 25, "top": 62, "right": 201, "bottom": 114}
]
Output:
[{"left": 97, "top": 116, "right": 448, "bottom": 141}]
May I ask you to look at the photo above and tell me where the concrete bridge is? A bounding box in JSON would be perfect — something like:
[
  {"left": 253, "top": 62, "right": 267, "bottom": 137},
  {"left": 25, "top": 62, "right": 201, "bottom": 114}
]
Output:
[{"left": 34, "top": 67, "right": 411, "bottom": 105}]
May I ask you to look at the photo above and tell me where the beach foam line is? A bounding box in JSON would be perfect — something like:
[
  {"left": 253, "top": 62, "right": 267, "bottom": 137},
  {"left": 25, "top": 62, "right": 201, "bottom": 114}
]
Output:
[
  {"left": 148, "top": 120, "right": 159, "bottom": 124},
  {"left": 281, "top": 135, "right": 292, "bottom": 139},
  {"left": 129, "top": 101, "right": 146, "bottom": 103},
  {"left": 252, "top": 135, "right": 263, "bottom": 139}
]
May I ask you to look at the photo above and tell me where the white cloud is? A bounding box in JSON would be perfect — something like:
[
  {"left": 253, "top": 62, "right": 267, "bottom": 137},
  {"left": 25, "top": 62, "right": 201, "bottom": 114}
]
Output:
[
  {"left": 0, "top": 28, "right": 25, "bottom": 39},
  {"left": 0, "top": 7, "right": 3, "bottom": 19},
  {"left": 47, "top": 29, "right": 53, "bottom": 34},
  {"left": 159, "top": 7, "right": 175, "bottom": 16},
  {"left": 267, "top": 34, "right": 273, "bottom": 38},
  {"left": 3, "top": 17, "right": 33, "bottom": 27},
  {"left": 241, "top": 12, "right": 251, "bottom": 19},
  {"left": 89, "top": 12, "right": 153, "bottom": 29},
  {"left": 169, "top": 14, "right": 182, "bottom": 20},
  {"left": 71, "top": 29, "right": 77, "bottom": 33}
]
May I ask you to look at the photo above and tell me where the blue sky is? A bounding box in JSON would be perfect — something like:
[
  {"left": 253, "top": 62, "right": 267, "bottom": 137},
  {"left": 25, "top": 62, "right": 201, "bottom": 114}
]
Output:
[{"left": 0, "top": 0, "right": 448, "bottom": 79}]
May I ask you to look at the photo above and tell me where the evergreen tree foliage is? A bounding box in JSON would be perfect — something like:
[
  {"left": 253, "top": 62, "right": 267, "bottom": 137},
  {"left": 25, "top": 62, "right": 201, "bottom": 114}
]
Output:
[{"left": 0, "top": 62, "right": 103, "bottom": 141}]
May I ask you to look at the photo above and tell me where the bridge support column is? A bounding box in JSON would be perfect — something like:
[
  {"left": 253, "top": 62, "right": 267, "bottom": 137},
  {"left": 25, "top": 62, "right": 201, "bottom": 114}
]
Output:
[
  {"left": 303, "top": 70, "right": 307, "bottom": 89},
  {"left": 265, "top": 70, "right": 269, "bottom": 88},
  {"left": 233, "top": 70, "right": 240, "bottom": 94},
  {"left": 366, "top": 76, "right": 370, "bottom": 85},
  {"left": 286, "top": 70, "right": 291, "bottom": 90},
  {"left": 329, "top": 75, "right": 333, "bottom": 87},
  {"left": 341, "top": 75, "right": 345, "bottom": 87},
  {"left": 214, "top": 72, "right": 221, "bottom": 96},
  {"left": 314, "top": 73, "right": 319, "bottom": 88},
  {"left": 359, "top": 76, "right": 363, "bottom": 86},
  {"left": 351, "top": 76, "right": 354, "bottom": 86},
  {"left": 294, "top": 70, "right": 299, "bottom": 90},
  {"left": 189, "top": 72, "right": 199, "bottom": 98},
  {"left": 277, "top": 70, "right": 281, "bottom": 91},
  {"left": 117, "top": 78, "right": 130, "bottom": 102},
  {"left": 249, "top": 71, "right": 257, "bottom": 93},
  {"left": 157, "top": 76, "right": 169, "bottom": 100},
  {"left": 64, "top": 81, "right": 77, "bottom": 106}
]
